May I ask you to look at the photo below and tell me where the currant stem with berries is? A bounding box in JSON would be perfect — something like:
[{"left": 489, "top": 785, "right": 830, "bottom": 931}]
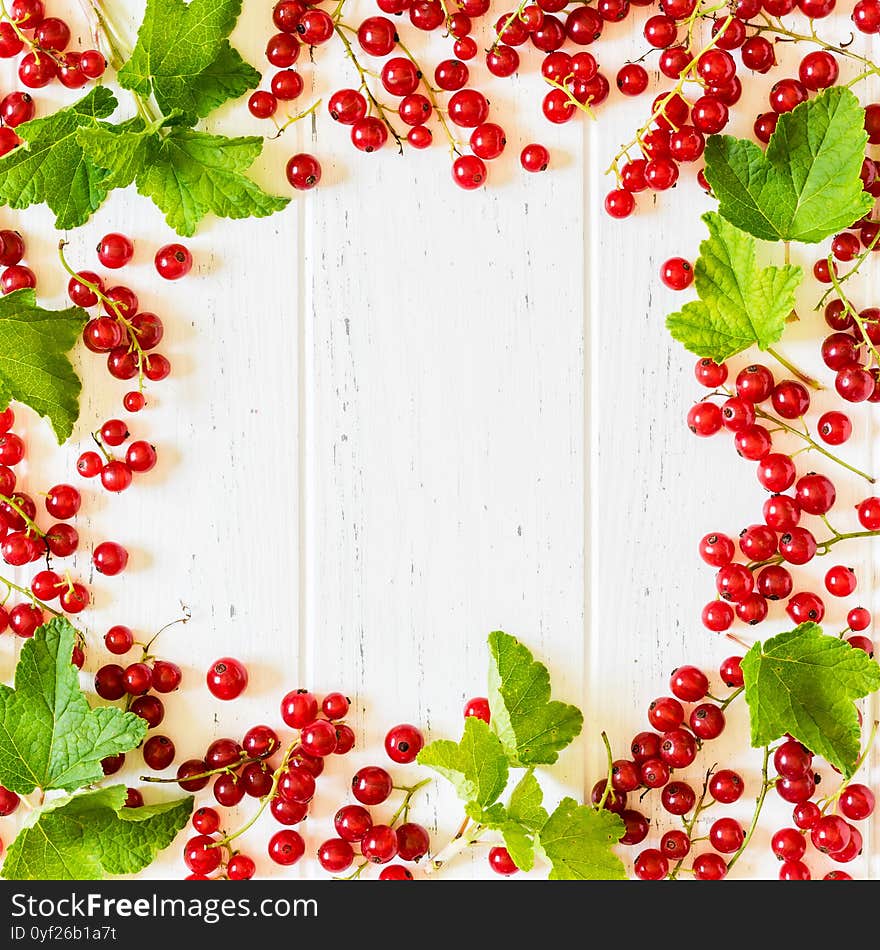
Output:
[
  {"left": 819, "top": 719, "right": 878, "bottom": 816},
  {"left": 0, "top": 0, "right": 64, "bottom": 66},
  {"left": 0, "top": 573, "right": 64, "bottom": 620},
  {"left": 340, "top": 778, "right": 431, "bottom": 880},
  {"left": 667, "top": 765, "right": 715, "bottom": 880},
  {"left": 0, "top": 492, "right": 44, "bottom": 538},
  {"left": 817, "top": 226, "right": 880, "bottom": 310},
  {"left": 333, "top": 23, "right": 404, "bottom": 153},
  {"left": 605, "top": 13, "right": 734, "bottom": 183},
  {"left": 394, "top": 36, "right": 460, "bottom": 155},
  {"left": 825, "top": 253, "right": 880, "bottom": 368},
  {"left": 58, "top": 241, "right": 148, "bottom": 384},
  {"left": 764, "top": 347, "right": 822, "bottom": 391},
  {"left": 712, "top": 384, "right": 875, "bottom": 483},
  {"left": 749, "top": 15, "right": 880, "bottom": 84}
]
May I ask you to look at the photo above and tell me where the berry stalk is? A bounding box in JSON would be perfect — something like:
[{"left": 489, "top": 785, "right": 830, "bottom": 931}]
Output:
[
  {"left": 667, "top": 766, "right": 715, "bottom": 879},
  {"left": 724, "top": 745, "right": 771, "bottom": 874},
  {"left": 58, "top": 240, "right": 148, "bottom": 384},
  {"left": 605, "top": 13, "right": 734, "bottom": 182},
  {"left": 333, "top": 23, "right": 404, "bottom": 153}
]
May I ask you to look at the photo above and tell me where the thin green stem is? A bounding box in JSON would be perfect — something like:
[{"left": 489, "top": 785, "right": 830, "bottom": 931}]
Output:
[
  {"left": 141, "top": 609, "right": 191, "bottom": 659},
  {"left": 334, "top": 24, "right": 404, "bottom": 152},
  {"left": 719, "top": 686, "right": 744, "bottom": 711},
  {"left": 140, "top": 752, "right": 261, "bottom": 784},
  {"left": 820, "top": 719, "right": 878, "bottom": 814},
  {"left": 210, "top": 743, "right": 298, "bottom": 849},
  {"left": 826, "top": 253, "right": 880, "bottom": 368},
  {"left": 543, "top": 76, "right": 597, "bottom": 120},
  {"left": 668, "top": 766, "right": 715, "bottom": 879},
  {"left": 605, "top": 14, "right": 732, "bottom": 181},
  {"left": 59, "top": 241, "right": 147, "bottom": 385},
  {"left": 388, "top": 778, "right": 431, "bottom": 827},
  {"left": 0, "top": 573, "right": 64, "bottom": 618},
  {"left": 270, "top": 99, "right": 323, "bottom": 138},
  {"left": 765, "top": 347, "right": 822, "bottom": 391},
  {"left": 0, "top": 493, "right": 45, "bottom": 538},
  {"left": 395, "top": 37, "right": 460, "bottom": 155},
  {"left": 0, "top": 0, "right": 65, "bottom": 65},
  {"left": 725, "top": 746, "right": 772, "bottom": 874},
  {"left": 817, "top": 226, "right": 880, "bottom": 310},
  {"left": 490, "top": 0, "right": 531, "bottom": 53},
  {"left": 744, "top": 399, "right": 875, "bottom": 484},
  {"left": 597, "top": 731, "right": 614, "bottom": 810},
  {"left": 750, "top": 16, "right": 880, "bottom": 79}
]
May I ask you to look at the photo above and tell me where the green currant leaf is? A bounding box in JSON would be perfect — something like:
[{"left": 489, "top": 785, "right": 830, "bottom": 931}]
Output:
[
  {"left": 1, "top": 785, "right": 192, "bottom": 880},
  {"left": 742, "top": 623, "right": 880, "bottom": 777},
  {"left": 704, "top": 86, "right": 873, "bottom": 243},
  {"left": 77, "top": 118, "right": 160, "bottom": 191},
  {"left": 487, "top": 631, "right": 583, "bottom": 767},
  {"left": 418, "top": 716, "right": 509, "bottom": 810},
  {"left": 666, "top": 212, "right": 802, "bottom": 363},
  {"left": 118, "top": 0, "right": 260, "bottom": 119},
  {"left": 0, "top": 290, "right": 88, "bottom": 443},
  {"left": 507, "top": 769, "right": 549, "bottom": 831},
  {"left": 135, "top": 129, "right": 289, "bottom": 237},
  {"left": 0, "top": 87, "right": 117, "bottom": 229},
  {"left": 500, "top": 820, "right": 535, "bottom": 872},
  {"left": 538, "top": 799, "right": 626, "bottom": 880},
  {"left": 0, "top": 619, "right": 147, "bottom": 794}
]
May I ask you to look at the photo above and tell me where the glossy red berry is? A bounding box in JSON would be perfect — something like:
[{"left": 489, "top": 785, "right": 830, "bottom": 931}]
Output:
[
  {"left": 286, "top": 153, "right": 322, "bottom": 191},
  {"left": 352, "top": 766, "right": 393, "bottom": 805},
  {"left": 206, "top": 657, "right": 248, "bottom": 700},
  {"left": 154, "top": 243, "right": 192, "bottom": 280},
  {"left": 268, "top": 830, "right": 305, "bottom": 866},
  {"left": 385, "top": 723, "right": 424, "bottom": 763}
]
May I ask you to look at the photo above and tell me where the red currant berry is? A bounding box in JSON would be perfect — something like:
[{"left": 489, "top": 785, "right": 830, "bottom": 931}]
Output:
[{"left": 206, "top": 657, "right": 248, "bottom": 700}]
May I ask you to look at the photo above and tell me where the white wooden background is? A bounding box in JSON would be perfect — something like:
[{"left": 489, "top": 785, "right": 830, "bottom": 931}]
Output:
[{"left": 0, "top": 0, "right": 877, "bottom": 880}]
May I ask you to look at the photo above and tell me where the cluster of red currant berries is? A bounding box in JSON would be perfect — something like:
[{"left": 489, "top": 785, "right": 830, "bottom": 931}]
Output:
[
  {"left": 0, "top": 227, "right": 34, "bottom": 295},
  {"left": 169, "top": 674, "right": 435, "bottom": 880},
  {"left": 602, "top": 0, "right": 868, "bottom": 219},
  {"left": 767, "top": 739, "right": 874, "bottom": 879},
  {"left": 815, "top": 280, "right": 880, "bottom": 405},
  {"left": 610, "top": 661, "right": 872, "bottom": 879},
  {"left": 264, "top": 0, "right": 554, "bottom": 192},
  {"left": 685, "top": 357, "right": 877, "bottom": 650},
  {"left": 77, "top": 418, "right": 157, "bottom": 494},
  {"left": 0, "top": 0, "right": 106, "bottom": 157},
  {"left": 68, "top": 233, "right": 185, "bottom": 402},
  {"left": 0, "top": 409, "right": 97, "bottom": 633},
  {"left": 602, "top": 662, "right": 741, "bottom": 879}
]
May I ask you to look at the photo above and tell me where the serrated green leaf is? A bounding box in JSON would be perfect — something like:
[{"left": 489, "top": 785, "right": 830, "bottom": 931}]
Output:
[
  {"left": 78, "top": 119, "right": 159, "bottom": 191},
  {"left": 501, "top": 820, "right": 535, "bottom": 872},
  {"left": 507, "top": 769, "right": 549, "bottom": 831},
  {"left": 742, "top": 623, "right": 880, "bottom": 777},
  {"left": 0, "top": 620, "right": 147, "bottom": 794},
  {"left": 465, "top": 801, "right": 507, "bottom": 826},
  {"left": 0, "top": 290, "right": 88, "bottom": 443},
  {"left": 666, "top": 212, "right": 802, "bottom": 364},
  {"left": 487, "top": 631, "right": 583, "bottom": 767},
  {"left": 119, "top": 0, "right": 259, "bottom": 119},
  {"left": 1, "top": 786, "right": 192, "bottom": 880},
  {"left": 704, "top": 86, "right": 873, "bottom": 243},
  {"left": 0, "top": 87, "right": 117, "bottom": 228},
  {"left": 538, "top": 798, "right": 625, "bottom": 880},
  {"left": 135, "top": 129, "right": 289, "bottom": 237},
  {"left": 418, "top": 717, "right": 508, "bottom": 809}
]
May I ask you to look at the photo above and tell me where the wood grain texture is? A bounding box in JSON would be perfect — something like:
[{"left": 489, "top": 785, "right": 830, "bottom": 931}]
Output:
[{"left": 0, "top": 0, "right": 877, "bottom": 881}]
